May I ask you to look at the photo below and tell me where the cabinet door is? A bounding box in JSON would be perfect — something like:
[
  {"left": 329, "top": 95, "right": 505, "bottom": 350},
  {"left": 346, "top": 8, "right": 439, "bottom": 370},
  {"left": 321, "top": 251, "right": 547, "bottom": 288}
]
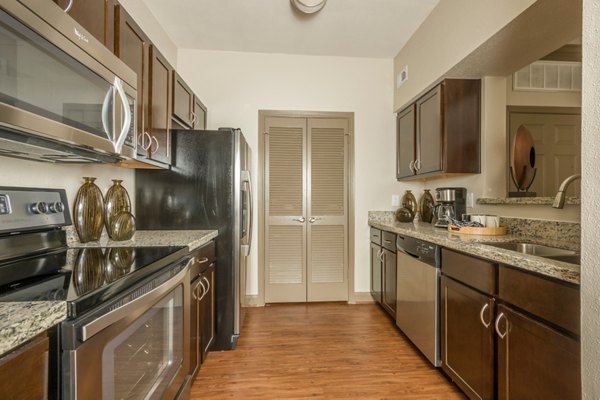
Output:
[
  {"left": 115, "top": 5, "right": 150, "bottom": 157},
  {"left": 0, "top": 333, "right": 49, "bottom": 399},
  {"left": 382, "top": 248, "right": 396, "bottom": 317},
  {"left": 148, "top": 46, "right": 173, "bottom": 164},
  {"left": 173, "top": 72, "right": 194, "bottom": 128},
  {"left": 441, "top": 276, "right": 494, "bottom": 400},
  {"left": 496, "top": 304, "right": 581, "bottom": 400},
  {"left": 370, "top": 242, "right": 382, "bottom": 304},
  {"left": 396, "top": 105, "right": 416, "bottom": 179},
  {"left": 54, "top": 0, "right": 114, "bottom": 52},
  {"left": 193, "top": 97, "right": 207, "bottom": 130},
  {"left": 416, "top": 85, "right": 442, "bottom": 175},
  {"left": 200, "top": 264, "right": 215, "bottom": 362}
]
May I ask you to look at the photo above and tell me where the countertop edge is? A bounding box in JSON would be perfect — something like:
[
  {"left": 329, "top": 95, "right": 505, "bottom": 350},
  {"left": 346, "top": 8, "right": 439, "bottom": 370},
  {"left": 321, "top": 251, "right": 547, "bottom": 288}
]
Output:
[{"left": 369, "top": 220, "right": 580, "bottom": 285}]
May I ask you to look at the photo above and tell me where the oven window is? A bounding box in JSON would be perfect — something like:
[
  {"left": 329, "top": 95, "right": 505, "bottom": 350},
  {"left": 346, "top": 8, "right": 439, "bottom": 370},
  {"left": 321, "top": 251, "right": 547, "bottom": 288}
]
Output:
[{"left": 102, "top": 285, "right": 184, "bottom": 399}]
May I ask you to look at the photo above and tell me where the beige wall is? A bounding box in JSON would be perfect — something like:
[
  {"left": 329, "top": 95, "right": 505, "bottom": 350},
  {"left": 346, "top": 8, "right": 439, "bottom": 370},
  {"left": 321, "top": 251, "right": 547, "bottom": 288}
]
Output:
[
  {"left": 581, "top": 0, "right": 600, "bottom": 397},
  {"left": 176, "top": 49, "right": 421, "bottom": 296},
  {"left": 393, "top": 0, "right": 535, "bottom": 111}
]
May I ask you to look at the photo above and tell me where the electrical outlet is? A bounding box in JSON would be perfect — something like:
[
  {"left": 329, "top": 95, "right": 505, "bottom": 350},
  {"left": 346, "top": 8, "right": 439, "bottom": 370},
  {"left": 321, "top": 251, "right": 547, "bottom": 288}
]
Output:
[
  {"left": 467, "top": 192, "right": 475, "bottom": 208},
  {"left": 392, "top": 195, "right": 400, "bottom": 207}
]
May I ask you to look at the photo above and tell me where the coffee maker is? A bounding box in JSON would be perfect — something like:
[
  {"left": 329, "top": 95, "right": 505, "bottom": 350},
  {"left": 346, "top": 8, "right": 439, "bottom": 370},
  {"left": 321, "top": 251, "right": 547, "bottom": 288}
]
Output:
[{"left": 432, "top": 187, "right": 467, "bottom": 228}]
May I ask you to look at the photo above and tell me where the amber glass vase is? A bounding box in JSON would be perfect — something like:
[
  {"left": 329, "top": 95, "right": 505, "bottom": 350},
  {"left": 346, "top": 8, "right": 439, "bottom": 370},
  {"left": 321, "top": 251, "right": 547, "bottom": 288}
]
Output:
[
  {"left": 104, "top": 179, "right": 132, "bottom": 239},
  {"left": 419, "top": 189, "right": 435, "bottom": 223},
  {"left": 73, "top": 177, "right": 105, "bottom": 243},
  {"left": 401, "top": 190, "right": 417, "bottom": 222}
]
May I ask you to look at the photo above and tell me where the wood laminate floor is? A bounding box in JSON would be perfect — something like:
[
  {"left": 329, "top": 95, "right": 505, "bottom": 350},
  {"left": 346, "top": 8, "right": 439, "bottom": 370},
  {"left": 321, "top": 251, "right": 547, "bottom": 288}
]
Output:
[{"left": 190, "top": 302, "right": 465, "bottom": 399}]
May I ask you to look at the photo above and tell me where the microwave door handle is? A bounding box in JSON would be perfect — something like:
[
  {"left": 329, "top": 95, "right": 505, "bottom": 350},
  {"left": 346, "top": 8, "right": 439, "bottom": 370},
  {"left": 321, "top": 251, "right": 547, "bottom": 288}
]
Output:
[
  {"left": 112, "top": 77, "right": 131, "bottom": 153},
  {"left": 80, "top": 258, "right": 192, "bottom": 342},
  {"left": 101, "top": 86, "right": 113, "bottom": 139}
]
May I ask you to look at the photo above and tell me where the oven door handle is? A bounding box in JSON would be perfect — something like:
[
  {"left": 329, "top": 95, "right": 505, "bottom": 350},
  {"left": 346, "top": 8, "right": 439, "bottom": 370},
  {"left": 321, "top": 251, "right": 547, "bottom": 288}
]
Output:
[{"left": 80, "top": 258, "right": 192, "bottom": 342}]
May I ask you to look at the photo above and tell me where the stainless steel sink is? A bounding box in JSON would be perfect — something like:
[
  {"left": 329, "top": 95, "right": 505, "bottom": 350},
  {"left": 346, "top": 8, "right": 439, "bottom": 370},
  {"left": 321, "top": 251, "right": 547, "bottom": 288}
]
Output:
[{"left": 481, "top": 242, "right": 579, "bottom": 264}]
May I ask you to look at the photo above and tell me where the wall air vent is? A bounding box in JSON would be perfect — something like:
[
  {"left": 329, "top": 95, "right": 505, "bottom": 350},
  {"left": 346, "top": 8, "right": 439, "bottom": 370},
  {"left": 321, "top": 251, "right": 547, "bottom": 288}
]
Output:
[{"left": 513, "top": 61, "right": 581, "bottom": 92}]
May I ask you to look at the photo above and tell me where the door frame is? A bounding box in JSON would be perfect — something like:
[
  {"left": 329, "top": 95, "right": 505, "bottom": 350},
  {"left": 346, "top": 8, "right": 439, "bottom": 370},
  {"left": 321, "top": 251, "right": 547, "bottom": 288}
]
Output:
[{"left": 257, "top": 110, "right": 355, "bottom": 306}]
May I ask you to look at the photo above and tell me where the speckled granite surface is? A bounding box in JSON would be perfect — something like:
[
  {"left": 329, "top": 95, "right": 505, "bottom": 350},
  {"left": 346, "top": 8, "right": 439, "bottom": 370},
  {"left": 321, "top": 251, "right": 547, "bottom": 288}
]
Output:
[
  {"left": 368, "top": 212, "right": 580, "bottom": 285},
  {"left": 66, "top": 227, "right": 218, "bottom": 251},
  {"left": 0, "top": 302, "right": 66, "bottom": 356},
  {"left": 477, "top": 197, "right": 581, "bottom": 205}
]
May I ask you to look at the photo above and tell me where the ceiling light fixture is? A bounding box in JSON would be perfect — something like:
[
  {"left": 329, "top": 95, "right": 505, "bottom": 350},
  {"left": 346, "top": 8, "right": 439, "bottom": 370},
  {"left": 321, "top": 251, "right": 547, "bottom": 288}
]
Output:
[{"left": 290, "top": 0, "right": 327, "bottom": 14}]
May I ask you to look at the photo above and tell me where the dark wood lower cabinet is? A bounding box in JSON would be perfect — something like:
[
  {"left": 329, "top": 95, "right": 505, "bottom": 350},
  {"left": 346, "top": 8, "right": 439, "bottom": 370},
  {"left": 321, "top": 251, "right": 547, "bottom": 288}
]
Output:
[
  {"left": 441, "top": 276, "right": 494, "bottom": 400},
  {"left": 381, "top": 248, "right": 396, "bottom": 317},
  {"left": 496, "top": 304, "right": 581, "bottom": 400},
  {"left": 370, "top": 242, "right": 382, "bottom": 303},
  {"left": 200, "top": 263, "right": 215, "bottom": 362},
  {"left": 0, "top": 333, "right": 49, "bottom": 400}
]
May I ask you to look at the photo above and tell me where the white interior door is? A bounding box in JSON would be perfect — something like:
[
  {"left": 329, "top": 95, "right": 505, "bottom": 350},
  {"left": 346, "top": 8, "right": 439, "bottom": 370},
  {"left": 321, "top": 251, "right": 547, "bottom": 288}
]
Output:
[{"left": 264, "top": 115, "right": 348, "bottom": 303}]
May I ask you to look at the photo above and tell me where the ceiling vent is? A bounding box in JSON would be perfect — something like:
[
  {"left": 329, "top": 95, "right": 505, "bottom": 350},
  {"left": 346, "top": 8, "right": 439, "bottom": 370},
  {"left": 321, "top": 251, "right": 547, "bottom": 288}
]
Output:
[{"left": 290, "top": 0, "right": 327, "bottom": 14}]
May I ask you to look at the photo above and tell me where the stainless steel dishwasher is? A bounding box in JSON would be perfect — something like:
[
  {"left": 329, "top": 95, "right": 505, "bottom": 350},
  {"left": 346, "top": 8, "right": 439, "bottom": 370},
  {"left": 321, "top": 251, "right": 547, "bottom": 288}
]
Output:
[{"left": 396, "top": 235, "right": 440, "bottom": 367}]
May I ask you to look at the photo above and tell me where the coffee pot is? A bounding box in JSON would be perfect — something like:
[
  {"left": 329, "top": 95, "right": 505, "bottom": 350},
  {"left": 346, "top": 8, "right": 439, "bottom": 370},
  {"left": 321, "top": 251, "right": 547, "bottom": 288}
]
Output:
[{"left": 431, "top": 187, "right": 467, "bottom": 228}]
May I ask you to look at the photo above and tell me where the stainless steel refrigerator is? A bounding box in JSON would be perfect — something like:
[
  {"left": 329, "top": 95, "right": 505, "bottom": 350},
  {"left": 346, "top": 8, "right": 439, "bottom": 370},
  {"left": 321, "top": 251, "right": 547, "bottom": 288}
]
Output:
[{"left": 135, "top": 128, "right": 252, "bottom": 350}]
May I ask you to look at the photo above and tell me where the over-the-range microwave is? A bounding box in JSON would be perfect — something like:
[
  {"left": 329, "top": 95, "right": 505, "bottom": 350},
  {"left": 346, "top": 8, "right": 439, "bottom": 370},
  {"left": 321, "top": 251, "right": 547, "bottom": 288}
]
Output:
[{"left": 0, "top": 0, "right": 137, "bottom": 163}]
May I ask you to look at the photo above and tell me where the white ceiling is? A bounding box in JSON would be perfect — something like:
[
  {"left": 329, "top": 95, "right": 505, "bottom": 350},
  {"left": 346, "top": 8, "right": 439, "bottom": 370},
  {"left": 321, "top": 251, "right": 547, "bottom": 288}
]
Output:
[{"left": 142, "top": 0, "right": 439, "bottom": 58}]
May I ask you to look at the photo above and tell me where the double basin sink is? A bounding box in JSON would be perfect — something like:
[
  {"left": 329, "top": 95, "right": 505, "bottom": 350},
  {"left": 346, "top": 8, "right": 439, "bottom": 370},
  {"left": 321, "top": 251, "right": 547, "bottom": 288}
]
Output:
[{"left": 481, "top": 242, "right": 580, "bottom": 265}]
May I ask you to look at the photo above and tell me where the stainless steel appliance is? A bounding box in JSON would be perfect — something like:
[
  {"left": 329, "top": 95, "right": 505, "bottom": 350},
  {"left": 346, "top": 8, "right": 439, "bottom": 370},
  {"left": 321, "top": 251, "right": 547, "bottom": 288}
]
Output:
[
  {"left": 432, "top": 187, "right": 467, "bottom": 228},
  {"left": 136, "top": 128, "right": 253, "bottom": 351},
  {"left": 396, "top": 235, "right": 441, "bottom": 366},
  {"left": 0, "top": 187, "right": 191, "bottom": 399},
  {"left": 0, "top": 1, "right": 137, "bottom": 163}
]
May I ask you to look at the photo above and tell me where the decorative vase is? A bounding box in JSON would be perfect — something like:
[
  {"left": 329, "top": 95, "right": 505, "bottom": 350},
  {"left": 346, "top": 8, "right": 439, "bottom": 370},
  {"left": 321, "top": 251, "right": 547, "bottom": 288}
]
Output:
[
  {"left": 73, "top": 248, "right": 105, "bottom": 295},
  {"left": 395, "top": 207, "right": 415, "bottom": 223},
  {"left": 104, "top": 179, "right": 132, "bottom": 239},
  {"left": 110, "top": 211, "right": 136, "bottom": 241},
  {"left": 73, "top": 177, "right": 104, "bottom": 243},
  {"left": 401, "top": 190, "right": 417, "bottom": 222},
  {"left": 419, "top": 189, "right": 435, "bottom": 223}
]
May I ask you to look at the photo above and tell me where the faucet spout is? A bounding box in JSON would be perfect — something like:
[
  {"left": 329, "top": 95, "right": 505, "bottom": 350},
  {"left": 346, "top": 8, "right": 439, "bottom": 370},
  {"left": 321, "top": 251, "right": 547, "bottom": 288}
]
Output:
[{"left": 552, "top": 174, "right": 581, "bottom": 209}]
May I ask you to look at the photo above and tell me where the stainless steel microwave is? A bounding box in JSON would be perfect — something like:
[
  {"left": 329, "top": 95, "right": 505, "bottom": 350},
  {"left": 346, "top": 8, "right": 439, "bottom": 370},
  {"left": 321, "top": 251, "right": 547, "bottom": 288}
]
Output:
[{"left": 0, "top": 0, "right": 137, "bottom": 163}]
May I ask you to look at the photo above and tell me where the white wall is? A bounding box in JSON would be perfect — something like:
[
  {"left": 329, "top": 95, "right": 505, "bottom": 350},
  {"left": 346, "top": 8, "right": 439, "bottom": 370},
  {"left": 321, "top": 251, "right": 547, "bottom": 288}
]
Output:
[
  {"left": 581, "top": 0, "right": 600, "bottom": 397},
  {"left": 177, "top": 49, "right": 421, "bottom": 295}
]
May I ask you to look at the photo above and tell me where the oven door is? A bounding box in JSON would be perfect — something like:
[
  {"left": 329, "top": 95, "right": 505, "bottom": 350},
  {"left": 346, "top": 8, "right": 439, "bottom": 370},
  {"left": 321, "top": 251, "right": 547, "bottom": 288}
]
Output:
[{"left": 62, "top": 259, "right": 191, "bottom": 400}]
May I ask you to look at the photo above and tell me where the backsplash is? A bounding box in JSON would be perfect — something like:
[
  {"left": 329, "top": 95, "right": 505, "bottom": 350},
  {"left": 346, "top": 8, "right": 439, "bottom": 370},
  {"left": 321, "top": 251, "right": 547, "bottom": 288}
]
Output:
[{"left": 368, "top": 211, "right": 580, "bottom": 245}]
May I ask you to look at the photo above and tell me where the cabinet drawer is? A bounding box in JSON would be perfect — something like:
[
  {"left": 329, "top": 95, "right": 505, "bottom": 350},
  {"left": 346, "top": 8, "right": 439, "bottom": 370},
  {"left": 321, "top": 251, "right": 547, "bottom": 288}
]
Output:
[
  {"left": 499, "top": 266, "right": 580, "bottom": 336},
  {"left": 382, "top": 231, "right": 396, "bottom": 252},
  {"left": 190, "top": 241, "right": 216, "bottom": 276},
  {"left": 441, "top": 248, "right": 496, "bottom": 295},
  {"left": 370, "top": 228, "right": 381, "bottom": 245}
]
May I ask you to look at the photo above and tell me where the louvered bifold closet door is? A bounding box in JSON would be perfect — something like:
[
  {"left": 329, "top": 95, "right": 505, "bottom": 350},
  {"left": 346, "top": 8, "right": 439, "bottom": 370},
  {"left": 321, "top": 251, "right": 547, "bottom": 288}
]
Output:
[
  {"left": 307, "top": 118, "right": 348, "bottom": 301},
  {"left": 264, "top": 117, "right": 307, "bottom": 303}
]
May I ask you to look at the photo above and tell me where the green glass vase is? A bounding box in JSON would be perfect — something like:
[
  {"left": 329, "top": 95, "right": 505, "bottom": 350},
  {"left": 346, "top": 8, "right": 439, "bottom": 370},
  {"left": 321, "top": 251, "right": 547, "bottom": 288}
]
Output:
[
  {"left": 401, "top": 190, "right": 417, "bottom": 222},
  {"left": 104, "top": 179, "right": 132, "bottom": 239},
  {"left": 419, "top": 189, "right": 435, "bottom": 223},
  {"left": 73, "top": 177, "right": 104, "bottom": 243}
]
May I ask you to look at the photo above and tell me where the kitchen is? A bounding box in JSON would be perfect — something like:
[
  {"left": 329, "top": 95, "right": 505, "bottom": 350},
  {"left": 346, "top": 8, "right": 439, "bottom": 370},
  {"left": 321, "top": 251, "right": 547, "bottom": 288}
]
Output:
[{"left": 0, "top": 0, "right": 598, "bottom": 399}]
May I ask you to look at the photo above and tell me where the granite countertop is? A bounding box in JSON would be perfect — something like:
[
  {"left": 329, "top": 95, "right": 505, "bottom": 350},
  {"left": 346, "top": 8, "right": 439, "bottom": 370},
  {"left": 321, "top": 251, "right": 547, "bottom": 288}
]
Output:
[
  {"left": 0, "top": 229, "right": 218, "bottom": 357},
  {"left": 0, "top": 302, "right": 66, "bottom": 356},
  {"left": 369, "top": 218, "right": 580, "bottom": 285},
  {"left": 67, "top": 228, "right": 219, "bottom": 251}
]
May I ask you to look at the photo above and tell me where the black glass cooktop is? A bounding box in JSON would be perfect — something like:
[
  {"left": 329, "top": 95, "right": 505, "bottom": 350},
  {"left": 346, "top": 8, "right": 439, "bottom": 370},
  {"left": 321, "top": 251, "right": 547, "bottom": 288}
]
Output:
[{"left": 0, "top": 246, "right": 188, "bottom": 317}]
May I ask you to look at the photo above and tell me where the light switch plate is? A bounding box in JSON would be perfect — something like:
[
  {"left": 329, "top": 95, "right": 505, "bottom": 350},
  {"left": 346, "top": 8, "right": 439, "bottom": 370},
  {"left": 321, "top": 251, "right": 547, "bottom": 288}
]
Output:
[
  {"left": 467, "top": 192, "right": 475, "bottom": 208},
  {"left": 392, "top": 195, "right": 400, "bottom": 207}
]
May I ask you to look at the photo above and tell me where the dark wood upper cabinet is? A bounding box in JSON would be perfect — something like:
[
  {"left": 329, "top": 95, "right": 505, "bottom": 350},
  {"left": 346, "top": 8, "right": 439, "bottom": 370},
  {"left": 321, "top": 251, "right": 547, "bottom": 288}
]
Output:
[
  {"left": 193, "top": 96, "right": 207, "bottom": 130},
  {"left": 53, "top": 0, "right": 115, "bottom": 52},
  {"left": 441, "top": 276, "right": 495, "bottom": 400},
  {"left": 173, "top": 72, "right": 194, "bottom": 128},
  {"left": 148, "top": 45, "right": 173, "bottom": 164},
  {"left": 397, "top": 79, "right": 481, "bottom": 180},
  {"left": 115, "top": 5, "right": 150, "bottom": 158},
  {"left": 496, "top": 304, "right": 581, "bottom": 400}
]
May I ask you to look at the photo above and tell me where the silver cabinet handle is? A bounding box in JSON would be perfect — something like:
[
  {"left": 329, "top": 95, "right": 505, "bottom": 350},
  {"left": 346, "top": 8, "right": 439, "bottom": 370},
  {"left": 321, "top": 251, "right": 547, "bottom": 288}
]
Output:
[
  {"left": 143, "top": 132, "right": 152, "bottom": 151},
  {"left": 415, "top": 159, "right": 422, "bottom": 171},
  {"left": 152, "top": 135, "right": 159, "bottom": 153},
  {"left": 203, "top": 276, "right": 210, "bottom": 294},
  {"left": 63, "top": 0, "right": 74, "bottom": 12},
  {"left": 495, "top": 312, "right": 508, "bottom": 339},
  {"left": 384, "top": 239, "right": 392, "bottom": 244},
  {"left": 192, "top": 279, "right": 204, "bottom": 301},
  {"left": 190, "top": 112, "right": 196, "bottom": 126},
  {"left": 379, "top": 250, "right": 385, "bottom": 262},
  {"left": 196, "top": 257, "right": 209, "bottom": 265},
  {"left": 292, "top": 217, "right": 306, "bottom": 223},
  {"left": 409, "top": 160, "right": 415, "bottom": 173},
  {"left": 113, "top": 78, "right": 131, "bottom": 153},
  {"left": 197, "top": 279, "right": 207, "bottom": 301},
  {"left": 308, "top": 217, "right": 321, "bottom": 223},
  {"left": 480, "top": 303, "right": 491, "bottom": 328}
]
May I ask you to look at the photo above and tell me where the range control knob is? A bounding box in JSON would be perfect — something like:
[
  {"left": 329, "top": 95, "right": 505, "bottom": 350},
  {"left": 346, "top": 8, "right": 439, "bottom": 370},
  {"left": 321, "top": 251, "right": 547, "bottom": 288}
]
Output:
[
  {"left": 30, "top": 201, "right": 48, "bottom": 214},
  {"left": 48, "top": 201, "right": 65, "bottom": 213}
]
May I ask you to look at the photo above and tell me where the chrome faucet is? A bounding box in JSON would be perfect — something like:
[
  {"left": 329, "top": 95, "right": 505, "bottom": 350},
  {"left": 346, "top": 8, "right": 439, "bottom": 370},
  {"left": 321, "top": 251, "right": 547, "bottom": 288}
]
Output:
[{"left": 552, "top": 174, "right": 581, "bottom": 209}]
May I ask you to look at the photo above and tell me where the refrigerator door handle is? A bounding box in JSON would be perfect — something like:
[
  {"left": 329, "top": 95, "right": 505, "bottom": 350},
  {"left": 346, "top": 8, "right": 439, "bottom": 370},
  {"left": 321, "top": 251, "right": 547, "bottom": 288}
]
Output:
[{"left": 241, "top": 170, "right": 253, "bottom": 257}]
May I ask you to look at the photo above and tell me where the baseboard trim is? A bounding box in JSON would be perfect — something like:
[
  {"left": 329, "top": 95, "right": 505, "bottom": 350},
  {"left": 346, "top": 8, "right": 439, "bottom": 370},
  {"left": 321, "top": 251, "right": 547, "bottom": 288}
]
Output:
[
  {"left": 348, "top": 292, "right": 375, "bottom": 304},
  {"left": 245, "top": 295, "right": 265, "bottom": 307}
]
